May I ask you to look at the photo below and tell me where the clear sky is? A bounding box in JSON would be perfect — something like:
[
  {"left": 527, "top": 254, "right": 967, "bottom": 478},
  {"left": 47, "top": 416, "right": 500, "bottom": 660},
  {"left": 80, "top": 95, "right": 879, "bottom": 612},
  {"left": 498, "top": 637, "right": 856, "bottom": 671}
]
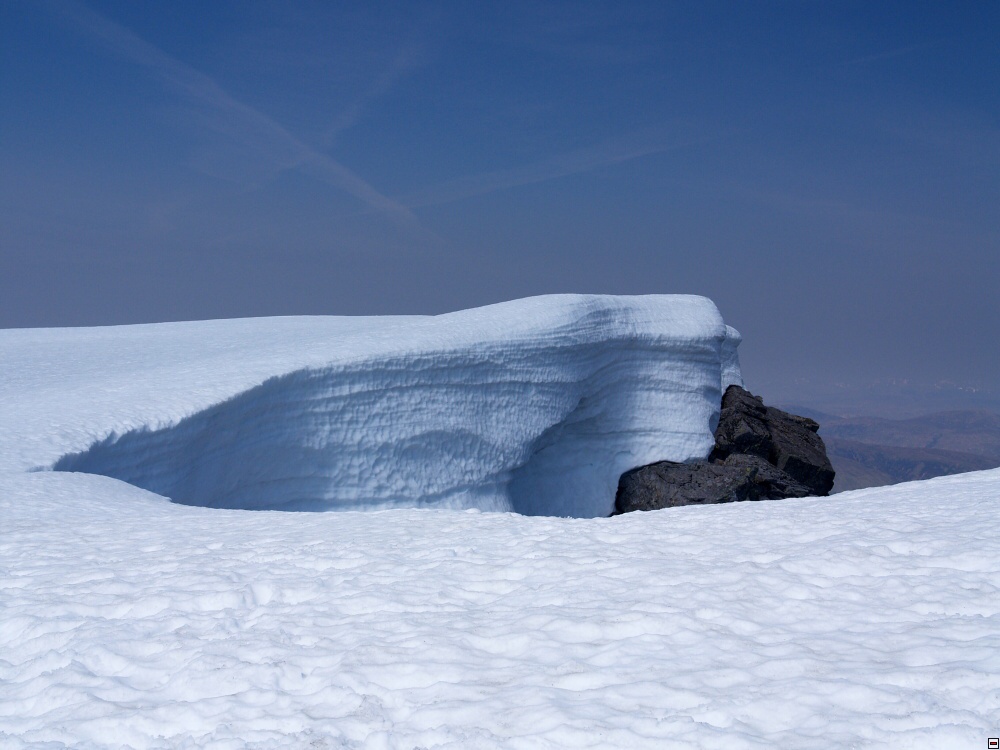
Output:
[{"left": 2, "top": 1, "right": 997, "bottom": 413}]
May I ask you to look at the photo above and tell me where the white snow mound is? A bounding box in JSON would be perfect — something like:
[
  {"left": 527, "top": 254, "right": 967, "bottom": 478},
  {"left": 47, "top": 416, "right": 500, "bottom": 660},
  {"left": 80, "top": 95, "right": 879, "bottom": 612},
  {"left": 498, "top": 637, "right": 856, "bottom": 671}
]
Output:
[{"left": 2, "top": 294, "right": 743, "bottom": 517}]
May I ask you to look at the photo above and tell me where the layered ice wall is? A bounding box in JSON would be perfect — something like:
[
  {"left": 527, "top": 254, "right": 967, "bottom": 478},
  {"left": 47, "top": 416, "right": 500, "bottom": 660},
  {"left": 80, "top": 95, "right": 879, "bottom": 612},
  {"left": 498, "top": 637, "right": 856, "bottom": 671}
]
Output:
[{"left": 49, "top": 295, "right": 742, "bottom": 517}]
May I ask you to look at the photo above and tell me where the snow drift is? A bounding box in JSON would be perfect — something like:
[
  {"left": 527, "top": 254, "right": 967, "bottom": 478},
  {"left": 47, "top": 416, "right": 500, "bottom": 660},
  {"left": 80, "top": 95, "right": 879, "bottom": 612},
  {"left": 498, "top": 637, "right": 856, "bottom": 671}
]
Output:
[{"left": 24, "top": 295, "right": 742, "bottom": 517}]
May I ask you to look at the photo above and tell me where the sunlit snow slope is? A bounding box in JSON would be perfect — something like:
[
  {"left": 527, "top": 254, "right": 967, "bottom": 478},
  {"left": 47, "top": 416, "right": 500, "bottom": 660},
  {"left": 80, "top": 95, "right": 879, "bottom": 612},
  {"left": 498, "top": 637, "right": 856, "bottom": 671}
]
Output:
[
  {"left": 1, "top": 295, "right": 742, "bottom": 517},
  {"left": 1, "top": 468, "right": 997, "bottom": 748}
]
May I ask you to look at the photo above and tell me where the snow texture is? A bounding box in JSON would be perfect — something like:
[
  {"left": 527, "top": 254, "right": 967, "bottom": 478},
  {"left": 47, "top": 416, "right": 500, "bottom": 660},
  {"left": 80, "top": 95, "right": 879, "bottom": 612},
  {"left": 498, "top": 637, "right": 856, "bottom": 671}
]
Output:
[
  {"left": 2, "top": 468, "right": 998, "bottom": 749},
  {"left": 1, "top": 294, "right": 743, "bottom": 517}
]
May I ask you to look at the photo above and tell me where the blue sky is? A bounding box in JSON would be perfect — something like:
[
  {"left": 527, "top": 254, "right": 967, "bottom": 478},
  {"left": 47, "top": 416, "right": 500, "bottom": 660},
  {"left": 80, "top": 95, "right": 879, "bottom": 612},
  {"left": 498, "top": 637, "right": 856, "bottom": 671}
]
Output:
[{"left": 2, "top": 1, "right": 997, "bottom": 412}]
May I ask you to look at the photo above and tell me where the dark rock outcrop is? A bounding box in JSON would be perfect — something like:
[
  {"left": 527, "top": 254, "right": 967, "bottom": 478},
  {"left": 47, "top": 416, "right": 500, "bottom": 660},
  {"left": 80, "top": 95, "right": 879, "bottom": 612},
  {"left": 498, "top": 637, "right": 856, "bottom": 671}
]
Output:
[
  {"left": 710, "top": 385, "right": 835, "bottom": 495},
  {"left": 616, "top": 454, "right": 814, "bottom": 512},
  {"left": 615, "top": 385, "right": 835, "bottom": 514}
]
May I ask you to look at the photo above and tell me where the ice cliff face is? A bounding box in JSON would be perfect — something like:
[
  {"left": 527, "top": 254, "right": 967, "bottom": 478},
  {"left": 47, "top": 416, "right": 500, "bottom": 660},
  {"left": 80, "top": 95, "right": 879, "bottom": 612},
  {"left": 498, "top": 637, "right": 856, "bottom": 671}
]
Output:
[{"left": 32, "top": 295, "right": 742, "bottom": 517}]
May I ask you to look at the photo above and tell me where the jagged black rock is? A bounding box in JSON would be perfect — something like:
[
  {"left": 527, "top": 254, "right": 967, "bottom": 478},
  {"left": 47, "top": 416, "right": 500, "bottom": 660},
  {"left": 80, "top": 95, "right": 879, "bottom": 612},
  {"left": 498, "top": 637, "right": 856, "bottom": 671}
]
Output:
[{"left": 615, "top": 386, "right": 835, "bottom": 514}]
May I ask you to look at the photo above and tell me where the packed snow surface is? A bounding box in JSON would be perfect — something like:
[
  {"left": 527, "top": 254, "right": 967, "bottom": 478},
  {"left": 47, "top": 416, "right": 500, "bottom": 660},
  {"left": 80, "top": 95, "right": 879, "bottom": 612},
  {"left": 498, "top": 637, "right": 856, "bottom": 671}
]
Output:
[
  {"left": 0, "top": 294, "right": 742, "bottom": 517},
  {"left": 2, "top": 468, "right": 998, "bottom": 748}
]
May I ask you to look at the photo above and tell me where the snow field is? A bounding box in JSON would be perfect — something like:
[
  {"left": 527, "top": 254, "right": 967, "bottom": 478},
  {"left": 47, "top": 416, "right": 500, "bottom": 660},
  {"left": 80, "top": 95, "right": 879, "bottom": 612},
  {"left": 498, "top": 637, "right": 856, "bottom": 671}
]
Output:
[
  {"left": 2, "top": 294, "right": 996, "bottom": 747},
  {"left": 2, "top": 468, "right": 998, "bottom": 748}
]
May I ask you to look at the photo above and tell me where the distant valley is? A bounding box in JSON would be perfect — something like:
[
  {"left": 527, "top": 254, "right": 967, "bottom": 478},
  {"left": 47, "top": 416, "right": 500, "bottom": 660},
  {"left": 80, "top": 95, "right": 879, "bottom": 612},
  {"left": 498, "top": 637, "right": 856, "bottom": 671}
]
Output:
[{"left": 780, "top": 408, "right": 1000, "bottom": 492}]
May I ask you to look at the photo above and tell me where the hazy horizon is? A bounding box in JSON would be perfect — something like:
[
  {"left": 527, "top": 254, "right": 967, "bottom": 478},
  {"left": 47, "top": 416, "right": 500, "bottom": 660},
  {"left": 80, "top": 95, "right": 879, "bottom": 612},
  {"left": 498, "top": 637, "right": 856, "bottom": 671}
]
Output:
[{"left": 3, "top": 1, "right": 997, "bottom": 414}]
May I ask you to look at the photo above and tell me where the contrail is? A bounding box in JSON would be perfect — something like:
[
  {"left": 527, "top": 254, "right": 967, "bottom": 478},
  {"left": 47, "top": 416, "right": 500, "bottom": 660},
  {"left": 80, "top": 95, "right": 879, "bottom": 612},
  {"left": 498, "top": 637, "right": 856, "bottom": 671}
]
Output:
[
  {"left": 402, "top": 126, "right": 714, "bottom": 209},
  {"left": 322, "top": 43, "right": 424, "bottom": 148},
  {"left": 45, "top": 0, "right": 422, "bottom": 229}
]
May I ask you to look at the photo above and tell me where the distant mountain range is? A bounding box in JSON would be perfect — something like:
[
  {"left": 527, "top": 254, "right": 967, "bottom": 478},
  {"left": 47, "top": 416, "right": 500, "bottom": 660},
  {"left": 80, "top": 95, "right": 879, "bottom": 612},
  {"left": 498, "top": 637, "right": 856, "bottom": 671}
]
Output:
[
  {"left": 765, "top": 379, "right": 1000, "bottom": 419},
  {"left": 778, "top": 408, "right": 1000, "bottom": 493}
]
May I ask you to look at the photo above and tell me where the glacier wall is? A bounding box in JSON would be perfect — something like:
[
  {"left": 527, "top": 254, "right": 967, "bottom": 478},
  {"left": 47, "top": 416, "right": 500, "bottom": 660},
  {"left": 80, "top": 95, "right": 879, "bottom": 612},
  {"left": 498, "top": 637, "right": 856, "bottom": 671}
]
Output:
[{"left": 53, "top": 295, "right": 742, "bottom": 518}]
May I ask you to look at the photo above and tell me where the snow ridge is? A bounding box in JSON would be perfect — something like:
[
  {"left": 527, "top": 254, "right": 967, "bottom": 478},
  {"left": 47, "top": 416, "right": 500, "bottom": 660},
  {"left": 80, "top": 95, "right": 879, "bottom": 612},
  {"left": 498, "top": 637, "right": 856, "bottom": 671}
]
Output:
[{"left": 46, "top": 295, "right": 742, "bottom": 517}]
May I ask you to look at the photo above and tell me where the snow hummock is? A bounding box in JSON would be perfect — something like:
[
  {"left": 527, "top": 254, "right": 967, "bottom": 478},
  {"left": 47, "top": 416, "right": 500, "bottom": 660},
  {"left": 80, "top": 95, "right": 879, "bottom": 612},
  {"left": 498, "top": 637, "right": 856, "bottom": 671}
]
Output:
[
  {"left": 2, "top": 294, "right": 743, "bottom": 517},
  {"left": 1, "top": 468, "right": 998, "bottom": 748}
]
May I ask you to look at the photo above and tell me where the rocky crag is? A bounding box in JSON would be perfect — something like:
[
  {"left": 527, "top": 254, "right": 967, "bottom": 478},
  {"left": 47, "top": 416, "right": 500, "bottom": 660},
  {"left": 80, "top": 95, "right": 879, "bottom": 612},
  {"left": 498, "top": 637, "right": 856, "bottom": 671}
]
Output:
[{"left": 615, "top": 386, "right": 835, "bottom": 513}]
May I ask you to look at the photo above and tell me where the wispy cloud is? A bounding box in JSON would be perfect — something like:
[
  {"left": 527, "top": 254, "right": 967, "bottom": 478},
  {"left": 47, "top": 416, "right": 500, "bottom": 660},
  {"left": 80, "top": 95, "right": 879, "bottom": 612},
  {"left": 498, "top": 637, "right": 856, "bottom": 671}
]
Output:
[
  {"left": 322, "top": 43, "right": 424, "bottom": 148},
  {"left": 45, "top": 0, "right": 421, "bottom": 229},
  {"left": 402, "top": 126, "right": 713, "bottom": 209}
]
